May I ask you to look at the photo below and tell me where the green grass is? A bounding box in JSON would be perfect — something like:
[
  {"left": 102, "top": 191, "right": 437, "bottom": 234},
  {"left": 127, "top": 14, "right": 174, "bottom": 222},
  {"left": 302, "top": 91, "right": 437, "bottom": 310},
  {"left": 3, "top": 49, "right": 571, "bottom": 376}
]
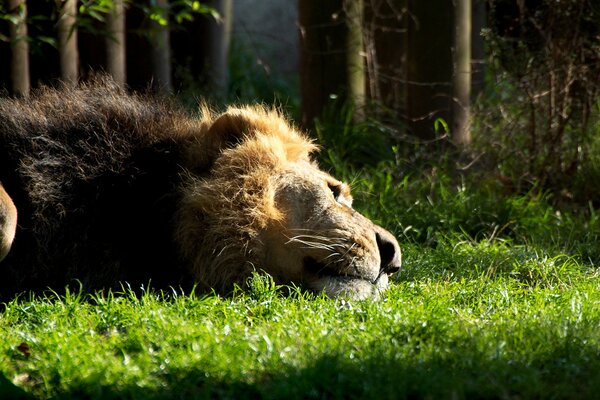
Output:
[
  {"left": 2, "top": 181, "right": 600, "bottom": 399},
  {"left": 3, "top": 110, "right": 600, "bottom": 398},
  {"left": 2, "top": 261, "right": 600, "bottom": 399}
]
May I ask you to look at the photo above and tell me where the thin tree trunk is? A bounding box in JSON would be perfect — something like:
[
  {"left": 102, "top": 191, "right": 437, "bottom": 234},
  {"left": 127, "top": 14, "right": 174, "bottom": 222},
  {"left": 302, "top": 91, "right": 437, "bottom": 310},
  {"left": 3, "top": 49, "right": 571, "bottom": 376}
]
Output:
[
  {"left": 8, "top": 0, "right": 30, "bottom": 97},
  {"left": 452, "top": 0, "right": 471, "bottom": 145},
  {"left": 150, "top": 0, "right": 173, "bottom": 94},
  {"left": 471, "top": 0, "right": 486, "bottom": 97},
  {"left": 106, "top": 0, "right": 126, "bottom": 86},
  {"left": 57, "top": 0, "right": 79, "bottom": 86},
  {"left": 346, "top": 0, "right": 365, "bottom": 114},
  {"left": 206, "top": 0, "right": 232, "bottom": 99}
]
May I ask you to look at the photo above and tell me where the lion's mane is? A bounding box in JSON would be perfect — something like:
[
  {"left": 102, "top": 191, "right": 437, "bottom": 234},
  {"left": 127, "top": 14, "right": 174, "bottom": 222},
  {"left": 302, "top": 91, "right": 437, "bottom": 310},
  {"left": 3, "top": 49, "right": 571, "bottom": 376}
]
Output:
[{"left": 0, "top": 79, "right": 316, "bottom": 297}]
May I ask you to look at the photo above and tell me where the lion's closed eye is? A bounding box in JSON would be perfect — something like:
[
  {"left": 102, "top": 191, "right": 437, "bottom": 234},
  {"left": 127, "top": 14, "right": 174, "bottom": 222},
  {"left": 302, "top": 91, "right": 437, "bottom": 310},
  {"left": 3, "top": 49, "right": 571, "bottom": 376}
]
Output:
[
  {"left": 328, "top": 182, "right": 342, "bottom": 200},
  {"left": 327, "top": 182, "right": 352, "bottom": 207}
]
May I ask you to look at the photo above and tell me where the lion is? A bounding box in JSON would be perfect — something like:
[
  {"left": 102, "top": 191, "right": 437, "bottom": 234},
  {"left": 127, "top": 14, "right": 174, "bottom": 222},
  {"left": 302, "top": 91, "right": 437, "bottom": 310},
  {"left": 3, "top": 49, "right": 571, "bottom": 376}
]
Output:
[{"left": 0, "top": 79, "right": 401, "bottom": 300}]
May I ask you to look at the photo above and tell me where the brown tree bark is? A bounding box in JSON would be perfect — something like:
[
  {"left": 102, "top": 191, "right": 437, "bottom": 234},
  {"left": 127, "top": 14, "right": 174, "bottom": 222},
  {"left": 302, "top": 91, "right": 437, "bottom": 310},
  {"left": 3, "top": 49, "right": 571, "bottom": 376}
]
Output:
[
  {"left": 345, "top": 0, "right": 365, "bottom": 114},
  {"left": 106, "top": 0, "right": 126, "bottom": 86},
  {"left": 57, "top": 0, "right": 79, "bottom": 86},
  {"left": 452, "top": 0, "right": 472, "bottom": 145},
  {"left": 8, "top": 0, "right": 30, "bottom": 97},
  {"left": 149, "top": 0, "right": 173, "bottom": 94},
  {"left": 205, "top": 0, "right": 232, "bottom": 99}
]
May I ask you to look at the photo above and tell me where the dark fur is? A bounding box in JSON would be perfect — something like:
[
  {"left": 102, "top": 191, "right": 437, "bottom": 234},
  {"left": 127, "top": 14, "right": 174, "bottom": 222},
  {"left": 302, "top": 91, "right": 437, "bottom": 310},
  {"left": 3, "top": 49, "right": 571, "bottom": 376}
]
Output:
[{"left": 0, "top": 80, "right": 201, "bottom": 297}]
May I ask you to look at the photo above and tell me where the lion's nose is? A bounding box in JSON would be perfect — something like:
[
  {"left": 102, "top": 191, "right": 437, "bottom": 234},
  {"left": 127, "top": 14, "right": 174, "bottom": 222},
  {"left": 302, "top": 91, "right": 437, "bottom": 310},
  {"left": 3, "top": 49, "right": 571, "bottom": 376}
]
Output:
[{"left": 375, "top": 228, "right": 402, "bottom": 274}]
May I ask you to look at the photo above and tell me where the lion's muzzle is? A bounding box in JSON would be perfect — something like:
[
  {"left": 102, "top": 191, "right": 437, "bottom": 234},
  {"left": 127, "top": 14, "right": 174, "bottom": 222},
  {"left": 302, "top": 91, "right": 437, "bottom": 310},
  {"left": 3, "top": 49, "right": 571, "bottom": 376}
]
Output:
[{"left": 299, "top": 224, "right": 402, "bottom": 299}]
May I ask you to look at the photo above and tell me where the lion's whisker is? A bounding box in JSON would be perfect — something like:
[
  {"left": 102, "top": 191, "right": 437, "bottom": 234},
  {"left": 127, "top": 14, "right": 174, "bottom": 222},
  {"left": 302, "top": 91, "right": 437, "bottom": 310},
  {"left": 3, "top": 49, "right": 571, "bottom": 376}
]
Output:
[
  {"left": 286, "top": 237, "right": 337, "bottom": 249},
  {"left": 287, "top": 234, "right": 345, "bottom": 243},
  {"left": 323, "top": 252, "right": 342, "bottom": 260},
  {"left": 285, "top": 235, "right": 348, "bottom": 252},
  {"left": 339, "top": 242, "right": 357, "bottom": 258}
]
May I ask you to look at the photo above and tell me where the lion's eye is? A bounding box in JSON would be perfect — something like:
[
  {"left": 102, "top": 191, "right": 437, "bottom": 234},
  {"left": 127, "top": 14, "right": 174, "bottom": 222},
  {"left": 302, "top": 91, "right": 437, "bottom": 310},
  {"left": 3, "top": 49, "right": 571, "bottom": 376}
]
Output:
[
  {"left": 328, "top": 183, "right": 342, "bottom": 201},
  {"left": 327, "top": 181, "right": 353, "bottom": 207}
]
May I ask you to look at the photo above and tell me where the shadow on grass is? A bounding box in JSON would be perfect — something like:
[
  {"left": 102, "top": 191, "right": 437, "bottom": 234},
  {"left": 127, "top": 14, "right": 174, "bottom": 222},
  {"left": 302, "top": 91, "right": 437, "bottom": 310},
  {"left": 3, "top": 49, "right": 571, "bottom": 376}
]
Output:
[
  {"left": 44, "top": 343, "right": 600, "bottom": 400},
  {"left": 0, "top": 374, "right": 33, "bottom": 399}
]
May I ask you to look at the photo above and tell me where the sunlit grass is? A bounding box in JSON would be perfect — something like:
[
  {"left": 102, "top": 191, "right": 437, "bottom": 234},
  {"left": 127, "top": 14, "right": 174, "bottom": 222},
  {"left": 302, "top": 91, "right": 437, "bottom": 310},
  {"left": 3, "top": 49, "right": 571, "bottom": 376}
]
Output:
[{"left": 2, "top": 261, "right": 600, "bottom": 399}]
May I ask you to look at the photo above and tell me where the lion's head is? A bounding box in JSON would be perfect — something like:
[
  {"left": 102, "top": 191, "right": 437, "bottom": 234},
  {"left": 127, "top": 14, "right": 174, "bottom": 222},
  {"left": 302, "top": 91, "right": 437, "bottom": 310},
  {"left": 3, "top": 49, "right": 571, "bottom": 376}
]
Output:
[{"left": 176, "top": 106, "right": 401, "bottom": 299}]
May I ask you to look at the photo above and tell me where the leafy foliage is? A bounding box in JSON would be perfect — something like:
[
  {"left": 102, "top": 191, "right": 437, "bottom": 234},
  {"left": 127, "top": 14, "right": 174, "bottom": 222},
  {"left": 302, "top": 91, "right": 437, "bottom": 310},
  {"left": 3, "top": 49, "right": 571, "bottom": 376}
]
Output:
[
  {"left": 0, "top": 0, "right": 216, "bottom": 45},
  {"left": 140, "top": 0, "right": 219, "bottom": 27},
  {"left": 477, "top": 0, "right": 600, "bottom": 201}
]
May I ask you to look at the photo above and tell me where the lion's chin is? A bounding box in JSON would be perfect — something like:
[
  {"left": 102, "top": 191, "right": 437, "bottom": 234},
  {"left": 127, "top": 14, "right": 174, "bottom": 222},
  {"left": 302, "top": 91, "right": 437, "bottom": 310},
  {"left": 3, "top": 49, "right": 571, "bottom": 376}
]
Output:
[
  {"left": 310, "top": 274, "right": 389, "bottom": 300},
  {"left": 301, "top": 256, "right": 388, "bottom": 300}
]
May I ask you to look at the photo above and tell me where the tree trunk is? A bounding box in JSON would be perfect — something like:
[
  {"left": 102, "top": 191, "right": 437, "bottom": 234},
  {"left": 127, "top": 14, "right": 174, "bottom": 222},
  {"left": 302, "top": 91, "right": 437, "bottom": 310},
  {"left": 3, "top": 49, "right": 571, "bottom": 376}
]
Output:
[
  {"left": 150, "top": 0, "right": 173, "bottom": 94},
  {"left": 106, "top": 0, "right": 126, "bottom": 86},
  {"left": 299, "top": 0, "right": 365, "bottom": 128},
  {"left": 8, "top": 0, "right": 30, "bottom": 97},
  {"left": 206, "top": 0, "right": 232, "bottom": 99},
  {"left": 345, "top": 0, "right": 365, "bottom": 114},
  {"left": 405, "top": 0, "right": 453, "bottom": 139},
  {"left": 57, "top": 0, "right": 79, "bottom": 86},
  {"left": 471, "top": 0, "right": 486, "bottom": 97},
  {"left": 452, "top": 0, "right": 471, "bottom": 145}
]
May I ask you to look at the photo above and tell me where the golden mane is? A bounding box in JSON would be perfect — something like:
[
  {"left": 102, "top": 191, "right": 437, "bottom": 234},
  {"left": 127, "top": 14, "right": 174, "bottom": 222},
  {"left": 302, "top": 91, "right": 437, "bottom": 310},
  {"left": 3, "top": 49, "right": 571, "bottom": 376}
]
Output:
[{"left": 175, "top": 105, "right": 319, "bottom": 290}]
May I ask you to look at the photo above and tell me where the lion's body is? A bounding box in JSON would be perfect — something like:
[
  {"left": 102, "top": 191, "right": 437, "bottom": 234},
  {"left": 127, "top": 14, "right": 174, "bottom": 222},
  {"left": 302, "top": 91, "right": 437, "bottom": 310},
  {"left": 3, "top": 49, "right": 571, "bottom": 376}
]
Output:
[
  {"left": 0, "top": 80, "right": 401, "bottom": 299},
  {"left": 0, "top": 83, "right": 195, "bottom": 296}
]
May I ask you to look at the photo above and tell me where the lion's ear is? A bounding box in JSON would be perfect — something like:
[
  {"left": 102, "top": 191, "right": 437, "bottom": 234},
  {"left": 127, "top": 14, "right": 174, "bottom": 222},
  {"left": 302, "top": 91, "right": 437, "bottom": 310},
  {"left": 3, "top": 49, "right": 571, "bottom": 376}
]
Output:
[
  {"left": 188, "top": 108, "right": 263, "bottom": 171},
  {"left": 205, "top": 109, "right": 256, "bottom": 149}
]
